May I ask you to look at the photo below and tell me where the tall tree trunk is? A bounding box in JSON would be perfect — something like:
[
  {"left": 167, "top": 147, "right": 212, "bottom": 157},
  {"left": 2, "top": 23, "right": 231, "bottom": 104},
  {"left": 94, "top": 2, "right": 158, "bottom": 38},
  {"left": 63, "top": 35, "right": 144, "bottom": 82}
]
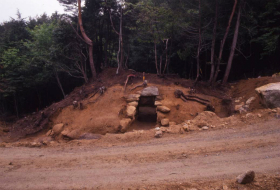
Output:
[
  {"left": 154, "top": 40, "right": 159, "bottom": 74},
  {"left": 213, "top": 0, "right": 238, "bottom": 83},
  {"left": 54, "top": 69, "right": 66, "bottom": 99},
  {"left": 125, "top": 46, "right": 130, "bottom": 69},
  {"left": 209, "top": 0, "right": 218, "bottom": 83},
  {"left": 160, "top": 55, "right": 163, "bottom": 75},
  {"left": 115, "top": 6, "right": 124, "bottom": 74},
  {"left": 163, "top": 39, "right": 169, "bottom": 74},
  {"left": 195, "top": 0, "right": 202, "bottom": 83},
  {"left": 13, "top": 93, "right": 19, "bottom": 118},
  {"left": 77, "top": 0, "right": 96, "bottom": 79},
  {"left": 120, "top": 8, "right": 124, "bottom": 69},
  {"left": 222, "top": 0, "right": 243, "bottom": 84}
]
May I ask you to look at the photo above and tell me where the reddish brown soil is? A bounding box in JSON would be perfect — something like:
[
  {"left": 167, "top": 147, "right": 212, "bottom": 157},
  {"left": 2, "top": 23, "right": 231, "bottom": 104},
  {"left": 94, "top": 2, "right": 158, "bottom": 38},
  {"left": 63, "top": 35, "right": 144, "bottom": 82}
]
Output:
[
  {"left": 230, "top": 77, "right": 280, "bottom": 110},
  {"left": 0, "top": 117, "right": 279, "bottom": 190},
  {"left": 1, "top": 69, "right": 280, "bottom": 190},
  {"left": 1, "top": 68, "right": 233, "bottom": 142}
]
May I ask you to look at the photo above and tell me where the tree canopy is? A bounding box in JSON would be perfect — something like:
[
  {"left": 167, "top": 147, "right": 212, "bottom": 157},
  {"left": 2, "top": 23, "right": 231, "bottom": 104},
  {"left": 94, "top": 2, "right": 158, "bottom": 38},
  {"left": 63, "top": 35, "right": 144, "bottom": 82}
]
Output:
[{"left": 0, "top": 0, "right": 279, "bottom": 117}]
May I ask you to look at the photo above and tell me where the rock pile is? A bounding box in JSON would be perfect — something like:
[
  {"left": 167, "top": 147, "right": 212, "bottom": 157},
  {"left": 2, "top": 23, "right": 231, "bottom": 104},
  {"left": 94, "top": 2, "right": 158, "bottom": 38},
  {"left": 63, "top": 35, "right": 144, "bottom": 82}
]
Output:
[{"left": 234, "top": 96, "right": 256, "bottom": 113}]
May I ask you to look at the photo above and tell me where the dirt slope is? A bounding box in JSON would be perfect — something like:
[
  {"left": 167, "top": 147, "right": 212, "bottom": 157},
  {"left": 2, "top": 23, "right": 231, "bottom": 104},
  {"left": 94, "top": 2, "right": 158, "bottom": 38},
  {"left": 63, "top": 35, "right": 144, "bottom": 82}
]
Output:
[
  {"left": 0, "top": 118, "right": 279, "bottom": 190},
  {"left": 230, "top": 77, "right": 280, "bottom": 110}
]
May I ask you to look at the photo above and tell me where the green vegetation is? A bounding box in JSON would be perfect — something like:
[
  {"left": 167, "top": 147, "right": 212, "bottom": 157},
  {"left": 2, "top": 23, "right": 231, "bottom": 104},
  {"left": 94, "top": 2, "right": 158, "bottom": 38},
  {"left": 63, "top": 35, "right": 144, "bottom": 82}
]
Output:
[{"left": 0, "top": 0, "right": 279, "bottom": 117}]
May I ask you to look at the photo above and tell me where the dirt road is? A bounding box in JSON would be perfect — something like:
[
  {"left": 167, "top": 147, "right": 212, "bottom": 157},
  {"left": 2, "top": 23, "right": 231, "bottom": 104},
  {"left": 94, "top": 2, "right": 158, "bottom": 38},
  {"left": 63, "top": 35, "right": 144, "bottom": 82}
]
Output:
[{"left": 1, "top": 119, "right": 280, "bottom": 190}]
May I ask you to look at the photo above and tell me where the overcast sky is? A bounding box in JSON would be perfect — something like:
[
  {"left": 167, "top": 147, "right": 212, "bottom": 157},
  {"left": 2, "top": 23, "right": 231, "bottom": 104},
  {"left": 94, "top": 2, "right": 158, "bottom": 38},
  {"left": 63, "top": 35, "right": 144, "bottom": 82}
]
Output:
[{"left": 0, "top": 0, "right": 66, "bottom": 23}]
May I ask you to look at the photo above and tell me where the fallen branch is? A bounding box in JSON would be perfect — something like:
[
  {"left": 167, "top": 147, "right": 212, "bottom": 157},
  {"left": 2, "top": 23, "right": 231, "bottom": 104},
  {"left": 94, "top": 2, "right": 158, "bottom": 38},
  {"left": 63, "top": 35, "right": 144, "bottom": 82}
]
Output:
[
  {"left": 124, "top": 74, "right": 135, "bottom": 91},
  {"left": 88, "top": 86, "right": 106, "bottom": 104},
  {"left": 174, "top": 89, "right": 211, "bottom": 105},
  {"left": 130, "top": 80, "right": 148, "bottom": 91},
  {"left": 88, "top": 90, "right": 99, "bottom": 99}
]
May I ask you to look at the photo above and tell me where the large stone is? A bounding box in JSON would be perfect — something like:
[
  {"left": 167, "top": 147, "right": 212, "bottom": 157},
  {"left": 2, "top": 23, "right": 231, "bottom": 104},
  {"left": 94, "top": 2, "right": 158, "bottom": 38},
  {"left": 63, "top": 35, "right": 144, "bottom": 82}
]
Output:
[
  {"left": 126, "top": 106, "right": 136, "bottom": 118},
  {"left": 157, "top": 112, "right": 166, "bottom": 123},
  {"left": 236, "top": 170, "right": 255, "bottom": 184},
  {"left": 141, "top": 86, "right": 159, "bottom": 96},
  {"left": 255, "top": 83, "right": 280, "bottom": 108},
  {"left": 157, "top": 106, "right": 171, "bottom": 113},
  {"left": 155, "top": 101, "right": 162, "bottom": 106},
  {"left": 128, "top": 101, "right": 138, "bottom": 107},
  {"left": 119, "top": 118, "right": 132, "bottom": 133},
  {"left": 182, "top": 124, "right": 189, "bottom": 132},
  {"left": 234, "top": 104, "right": 244, "bottom": 112},
  {"left": 126, "top": 94, "right": 140, "bottom": 102},
  {"left": 202, "top": 126, "right": 209, "bottom": 130},
  {"left": 52, "top": 123, "right": 64, "bottom": 135},
  {"left": 61, "top": 129, "right": 80, "bottom": 139},
  {"left": 154, "top": 130, "right": 163, "bottom": 138},
  {"left": 246, "top": 97, "right": 256, "bottom": 105},
  {"left": 161, "top": 118, "right": 169, "bottom": 126}
]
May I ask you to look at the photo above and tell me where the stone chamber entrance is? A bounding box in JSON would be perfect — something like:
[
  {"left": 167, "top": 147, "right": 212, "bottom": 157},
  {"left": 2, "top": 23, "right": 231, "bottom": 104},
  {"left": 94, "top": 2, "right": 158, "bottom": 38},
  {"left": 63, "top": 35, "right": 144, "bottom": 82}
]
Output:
[
  {"left": 136, "top": 86, "right": 159, "bottom": 123},
  {"left": 137, "top": 96, "right": 157, "bottom": 122}
]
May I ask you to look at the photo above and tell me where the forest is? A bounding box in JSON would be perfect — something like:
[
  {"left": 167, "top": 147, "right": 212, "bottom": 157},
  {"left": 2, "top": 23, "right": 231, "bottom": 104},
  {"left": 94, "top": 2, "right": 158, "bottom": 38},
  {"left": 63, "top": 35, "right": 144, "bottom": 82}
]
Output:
[{"left": 0, "top": 0, "right": 279, "bottom": 117}]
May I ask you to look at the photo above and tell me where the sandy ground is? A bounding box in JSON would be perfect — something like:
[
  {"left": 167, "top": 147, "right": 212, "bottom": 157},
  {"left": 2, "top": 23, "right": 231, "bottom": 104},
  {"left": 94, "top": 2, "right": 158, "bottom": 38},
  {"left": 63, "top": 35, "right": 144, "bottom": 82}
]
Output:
[{"left": 0, "top": 118, "right": 280, "bottom": 190}]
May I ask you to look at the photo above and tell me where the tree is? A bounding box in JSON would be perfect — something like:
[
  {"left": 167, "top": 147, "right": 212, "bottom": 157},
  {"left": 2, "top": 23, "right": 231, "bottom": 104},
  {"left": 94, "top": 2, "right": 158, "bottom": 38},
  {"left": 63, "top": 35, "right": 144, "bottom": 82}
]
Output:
[
  {"left": 212, "top": 0, "right": 238, "bottom": 84},
  {"left": 222, "top": 0, "right": 243, "bottom": 84},
  {"left": 77, "top": 0, "right": 97, "bottom": 79},
  {"left": 132, "top": 0, "right": 174, "bottom": 75},
  {"left": 58, "top": 0, "right": 97, "bottom": 79},
  {"left": 25, "top": 22, "right": 67, "bottom": 98},
  {"left": 254, "top": 0, "right": 280, "bottom": 57}
]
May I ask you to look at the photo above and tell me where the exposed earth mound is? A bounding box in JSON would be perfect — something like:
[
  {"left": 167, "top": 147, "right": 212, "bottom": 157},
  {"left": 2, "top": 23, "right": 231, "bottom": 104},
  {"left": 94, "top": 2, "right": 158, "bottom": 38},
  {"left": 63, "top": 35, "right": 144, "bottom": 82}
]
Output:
[
  {"left": 0, "top": 69, "right": 280, "bottom": 144},
  {"left": 1, "top": 69, "right": 280, "bottom": 190}
]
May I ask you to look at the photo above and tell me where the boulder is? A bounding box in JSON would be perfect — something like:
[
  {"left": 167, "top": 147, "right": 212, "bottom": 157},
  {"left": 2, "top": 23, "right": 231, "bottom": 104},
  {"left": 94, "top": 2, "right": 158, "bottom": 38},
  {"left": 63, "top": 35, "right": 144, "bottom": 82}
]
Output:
[
  {"left": 141, "top": 86, "right": 159, "bottom": 96},
  {"left": 52, "top": 123, "right": 64, "bottom": 135},
  {"left": 182, "top": 124, "right": 189, "bottom": 132},
  {"left": 255, "top": 83, "right": 280, "bottom": 108},
  {"left": 246, "top": 97, "right": 256, "bottom": 105},
  {"left": 126, "top": 94, "right": 140, "bottom": 102},
  {"left": 61, "top": 129, "right": 80, "bottom": 139},
  {"left": 119, "top": 118, "right": 132, "bottom": 133},
  {"left": 155, "top": 101, "right": 162, "bottom": 106},
  {"left": 161, "top": 118, "right": 169, "bottom": 126},
  {"left": 154, "top": 130, "right": 163, "bottom": 138},
  {"left": 166, "top": 124, "right": 183, "bottom": 134},
  {"left": 128, "top": 101, "right": 138, "bottom": 107},
  {"left": 157, "top": 112, "right": 166, "bottom": 123},
  {"left": 235, "top": 104, "right": 244, "bottom": 112},
  {"left": 126, "top": 106, "right": 136, "bottom": 118},
  {"left": 202, "top": 126, "right": 209, "bottom": 130},
  {"left": 46, "top": 130, "right": 52, "bottom": 136},
  {"left": 236, "top": 170, "right": 255, "bottom": 184},
  {"left": 155, "top": 127, "right": 161, "bottom": 131},
  {"left": 157, "top": 106, "right": 171, "bottom": 113}
]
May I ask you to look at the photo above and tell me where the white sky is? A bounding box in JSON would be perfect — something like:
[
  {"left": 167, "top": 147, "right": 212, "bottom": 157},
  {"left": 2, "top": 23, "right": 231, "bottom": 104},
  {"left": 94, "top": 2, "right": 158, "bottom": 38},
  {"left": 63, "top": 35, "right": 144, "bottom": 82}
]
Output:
[{"left": 0, "top": 0, "right": 66, "bottom": 23}]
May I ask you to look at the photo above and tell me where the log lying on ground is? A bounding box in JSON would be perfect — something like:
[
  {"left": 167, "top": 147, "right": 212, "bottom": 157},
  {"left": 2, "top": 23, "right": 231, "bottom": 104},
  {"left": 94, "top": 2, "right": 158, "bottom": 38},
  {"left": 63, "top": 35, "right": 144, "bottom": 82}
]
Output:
[
  {"left": 130, "top": 80, "right": 148, "bottom": 91},
  {"left": 88, "top": 86, "right": 106, "bottom": 103},
  {"left": 174, "top": 89, "right": 214, "bottom": 111},
  {"left": 124, "top": 74, "right": 135, "bottom": 91}
]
